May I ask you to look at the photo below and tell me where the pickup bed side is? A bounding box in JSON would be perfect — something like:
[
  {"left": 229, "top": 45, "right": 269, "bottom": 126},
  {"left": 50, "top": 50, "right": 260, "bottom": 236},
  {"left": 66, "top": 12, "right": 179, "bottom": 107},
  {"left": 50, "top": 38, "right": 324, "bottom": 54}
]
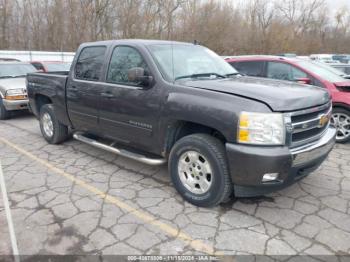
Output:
[{"left": 27, "top": 72, "right": 71, "bottom": 127}]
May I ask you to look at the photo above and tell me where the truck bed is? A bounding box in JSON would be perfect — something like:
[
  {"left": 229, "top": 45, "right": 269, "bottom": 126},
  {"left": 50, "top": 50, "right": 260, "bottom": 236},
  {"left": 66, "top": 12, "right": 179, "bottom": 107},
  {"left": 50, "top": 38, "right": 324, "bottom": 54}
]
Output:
[{"left": 26, "top": 71, "right": 70, "bottom": 125}]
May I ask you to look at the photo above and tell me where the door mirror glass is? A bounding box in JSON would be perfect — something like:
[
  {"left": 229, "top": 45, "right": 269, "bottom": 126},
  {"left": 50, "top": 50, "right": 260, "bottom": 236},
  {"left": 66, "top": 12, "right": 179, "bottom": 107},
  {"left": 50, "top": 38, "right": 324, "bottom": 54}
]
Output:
[
  {"left": 295, "top": 77, "right": 311, "bottom": 84},
  {"left": 127, "top": 67, "right": 153, "bottom": 87}
]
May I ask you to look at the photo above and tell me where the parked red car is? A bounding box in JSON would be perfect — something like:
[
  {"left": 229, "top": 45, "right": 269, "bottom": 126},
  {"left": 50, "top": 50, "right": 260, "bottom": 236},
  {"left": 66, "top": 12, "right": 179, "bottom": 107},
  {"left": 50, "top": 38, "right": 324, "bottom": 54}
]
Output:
[
  {"left": 30, "top": 61, "right": 71, "bottom": 72},
  {"left": 226, "top": 56, "right": 350, "bottom": 142}
]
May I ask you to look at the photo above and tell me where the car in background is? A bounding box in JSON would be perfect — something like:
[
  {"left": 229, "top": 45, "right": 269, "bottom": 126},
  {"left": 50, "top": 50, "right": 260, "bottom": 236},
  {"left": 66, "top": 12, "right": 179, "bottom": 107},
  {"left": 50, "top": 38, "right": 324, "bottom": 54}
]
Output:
[
  {"left": 0, "top": 58, "right": 21, "bottom": 62},
  {"left": 312, "top": 61, "right": 350, "bottom": 79},
  {"left": 30, "top": 61, "right": 71, "bottom": 72},
  {"left": 330, "top": 63, "right": 350, "bottom": 75},
  {"left": 226, "top": 56, "right": 350, "bottom": 143},
  {"left": 276, "top": 53, "right": 297, "bottom": 57},
  {"left": 310, "top": 54, "right": 338, "bottom": 64},
  {"left": 332, "top": 54, "right": 350, "bottom": 64},
  {"left": 0, "top": 62, "right": 37, "bottom": 119}
]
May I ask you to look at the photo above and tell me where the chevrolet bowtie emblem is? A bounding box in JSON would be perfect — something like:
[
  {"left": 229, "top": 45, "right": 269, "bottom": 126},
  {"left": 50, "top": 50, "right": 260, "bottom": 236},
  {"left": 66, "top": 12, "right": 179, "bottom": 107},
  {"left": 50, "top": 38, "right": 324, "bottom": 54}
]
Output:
[{"left": 319, "top": 114, "right": 329, "bottom": 127}]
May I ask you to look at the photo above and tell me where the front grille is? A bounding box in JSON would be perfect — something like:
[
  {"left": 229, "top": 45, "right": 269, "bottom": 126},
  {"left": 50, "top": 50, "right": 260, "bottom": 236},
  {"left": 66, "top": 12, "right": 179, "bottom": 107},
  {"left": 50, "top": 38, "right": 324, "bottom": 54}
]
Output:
[{"left": 289, "top": 102, "right": 332, "bottom": 148}]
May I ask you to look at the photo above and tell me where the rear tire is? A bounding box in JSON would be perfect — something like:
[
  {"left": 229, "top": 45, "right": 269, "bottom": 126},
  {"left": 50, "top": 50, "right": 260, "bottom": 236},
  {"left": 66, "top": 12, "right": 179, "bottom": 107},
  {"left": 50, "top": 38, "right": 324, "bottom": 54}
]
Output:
[
  {"left": 0, "top": 98, "right": 11, "bottom": 120},
  {"left": 169, "top": 133, "right": 232, "bottom": 207},
  {"left": 331, "top": 108, "right": 350, "bottom": 143},
  {"left": 39, "top": 104, "right": 68, "bottom": 144}
]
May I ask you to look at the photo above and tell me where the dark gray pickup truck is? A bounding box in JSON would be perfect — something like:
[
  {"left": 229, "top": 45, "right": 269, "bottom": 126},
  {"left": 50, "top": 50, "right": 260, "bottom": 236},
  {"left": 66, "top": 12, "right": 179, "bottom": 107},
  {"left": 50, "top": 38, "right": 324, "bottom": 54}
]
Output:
[{"left": 27, "top": 40, "right": 336, "bottom": 207}]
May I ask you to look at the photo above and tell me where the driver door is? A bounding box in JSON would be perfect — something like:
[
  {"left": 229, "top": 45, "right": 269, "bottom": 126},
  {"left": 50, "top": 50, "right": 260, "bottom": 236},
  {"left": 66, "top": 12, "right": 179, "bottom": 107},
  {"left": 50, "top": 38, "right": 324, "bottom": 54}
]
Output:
[{"left": 99, "top": 45, "right": 161, "bottom": 152}]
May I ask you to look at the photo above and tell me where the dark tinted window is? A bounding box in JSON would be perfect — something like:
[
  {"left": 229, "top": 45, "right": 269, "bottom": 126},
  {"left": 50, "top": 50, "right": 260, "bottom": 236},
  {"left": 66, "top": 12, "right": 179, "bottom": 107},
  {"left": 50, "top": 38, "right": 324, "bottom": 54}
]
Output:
[
  {"left": 231, "top": 61, "right": 265, "bottom": 77},
  {"left": 267, "top": 62, "right": 307, "bottom": 81},
  {"left": 31, "top": 62, "right": 44, "bottom": 71},
  {"left": 107, "top": 46, "right": 149, "bottom": 85},
  {"left": 75, "top": 46, "right": 106, "bottom": 81}
]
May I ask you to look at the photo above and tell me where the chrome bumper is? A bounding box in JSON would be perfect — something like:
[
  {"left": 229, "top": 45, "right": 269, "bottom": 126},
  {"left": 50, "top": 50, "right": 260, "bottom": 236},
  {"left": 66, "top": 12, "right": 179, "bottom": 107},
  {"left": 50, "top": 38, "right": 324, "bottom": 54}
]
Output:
[
  {"left": 291, "top": 127, "right": 336, "bottom": 167},
  {"left": 2, "top": 99, "right": 29, "bottom": 111}
]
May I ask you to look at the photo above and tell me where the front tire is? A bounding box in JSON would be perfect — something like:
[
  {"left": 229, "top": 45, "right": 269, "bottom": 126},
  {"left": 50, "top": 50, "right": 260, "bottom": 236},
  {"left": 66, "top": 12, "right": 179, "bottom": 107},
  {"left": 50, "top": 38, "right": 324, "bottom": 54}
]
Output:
[
  {"left": 0, "top": 98, "right": 11, "bottom": 120},
  {"left": 169, "top": 134, "right": 232, "bottom": 207},
  {"left": 39, "top": 104, "right": 68, "bottom": 144},
  {"left": 331, "top": 108, "right": 350, "bottom": 143}
]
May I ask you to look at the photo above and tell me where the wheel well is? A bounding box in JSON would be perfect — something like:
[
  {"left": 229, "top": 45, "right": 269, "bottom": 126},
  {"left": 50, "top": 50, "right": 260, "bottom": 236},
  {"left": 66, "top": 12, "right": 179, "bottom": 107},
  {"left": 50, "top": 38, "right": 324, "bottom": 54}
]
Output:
[
  {"left": 164, "top": 121, "right": 226, "bottom": 156},
  {"left": 35, "top": 95, "right": 52, "bottom": 114},
  {"left": 333, "top": 104, "right": 350, "bottom": 112}
]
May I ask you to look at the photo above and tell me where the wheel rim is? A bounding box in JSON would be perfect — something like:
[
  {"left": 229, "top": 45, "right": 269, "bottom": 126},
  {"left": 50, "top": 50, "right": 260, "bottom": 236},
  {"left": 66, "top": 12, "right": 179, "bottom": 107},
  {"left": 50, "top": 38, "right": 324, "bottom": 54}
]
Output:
[
  {"left": 331, "top": 112, "right": 350, "bottom": 141},
  {"left": 177, "top": 150, "right": 213, "bottom": 194},
  {"left": 42, "top": 112, "right": 54, "bottom": 137}
]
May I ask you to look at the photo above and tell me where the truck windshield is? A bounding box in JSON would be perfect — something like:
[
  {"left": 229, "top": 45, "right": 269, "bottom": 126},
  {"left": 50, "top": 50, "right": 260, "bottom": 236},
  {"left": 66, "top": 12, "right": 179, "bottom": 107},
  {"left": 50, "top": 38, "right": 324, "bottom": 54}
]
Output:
[
  {"left": 148, "top": 44, "right": 238, "bottom": 82},
  {"left": 0, "top": 64, "right": 37, "bottom": 78}
]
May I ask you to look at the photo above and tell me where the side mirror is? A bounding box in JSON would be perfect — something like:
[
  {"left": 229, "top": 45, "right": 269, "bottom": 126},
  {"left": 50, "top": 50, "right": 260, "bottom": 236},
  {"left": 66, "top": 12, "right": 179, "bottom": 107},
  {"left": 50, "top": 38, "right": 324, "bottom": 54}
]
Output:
[
  {"left": 295, "top": 77, "right": 311, "bottom": 85},
  {"left": 128, "top": 67, "right": 153, "bottom": 87}
]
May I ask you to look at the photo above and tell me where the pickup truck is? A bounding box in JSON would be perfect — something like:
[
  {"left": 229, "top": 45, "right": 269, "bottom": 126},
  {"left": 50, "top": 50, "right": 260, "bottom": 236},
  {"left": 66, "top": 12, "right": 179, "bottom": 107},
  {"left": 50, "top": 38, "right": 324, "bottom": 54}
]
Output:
[{"left": 27, "top": 40, "right": 336, "bottom": 207}]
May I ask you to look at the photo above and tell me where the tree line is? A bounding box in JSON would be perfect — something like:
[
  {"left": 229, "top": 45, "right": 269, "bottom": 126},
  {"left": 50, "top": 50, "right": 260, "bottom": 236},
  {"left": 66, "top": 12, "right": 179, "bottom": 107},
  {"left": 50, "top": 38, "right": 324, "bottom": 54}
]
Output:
[{"left": 0, "top": 0, "right": 349, "bottom": 55}]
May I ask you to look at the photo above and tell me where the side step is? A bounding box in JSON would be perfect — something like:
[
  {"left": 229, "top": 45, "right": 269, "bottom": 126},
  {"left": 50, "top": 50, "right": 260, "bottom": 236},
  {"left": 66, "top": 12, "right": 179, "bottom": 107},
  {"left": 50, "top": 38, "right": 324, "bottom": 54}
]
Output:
[{"left": 73, "top": 132, "right": 167, "bottom": 166}]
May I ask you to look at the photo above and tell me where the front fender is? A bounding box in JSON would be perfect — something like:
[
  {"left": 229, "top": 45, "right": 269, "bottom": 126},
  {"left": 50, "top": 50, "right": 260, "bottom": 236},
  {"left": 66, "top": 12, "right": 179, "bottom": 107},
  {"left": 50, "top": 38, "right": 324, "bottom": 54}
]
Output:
[{"left": 162, "top": 89, "right": 271, "bottom": 143}]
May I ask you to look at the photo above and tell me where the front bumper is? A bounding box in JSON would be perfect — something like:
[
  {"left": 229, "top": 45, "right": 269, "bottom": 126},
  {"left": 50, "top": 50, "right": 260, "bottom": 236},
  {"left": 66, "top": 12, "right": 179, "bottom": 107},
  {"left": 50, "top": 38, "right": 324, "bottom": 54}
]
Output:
[
  {"left": 226, "top": 127, "right": 336, "bottom": 197},
  {"left": 2, "top": 99, "right": 29, "bottom": 111}
]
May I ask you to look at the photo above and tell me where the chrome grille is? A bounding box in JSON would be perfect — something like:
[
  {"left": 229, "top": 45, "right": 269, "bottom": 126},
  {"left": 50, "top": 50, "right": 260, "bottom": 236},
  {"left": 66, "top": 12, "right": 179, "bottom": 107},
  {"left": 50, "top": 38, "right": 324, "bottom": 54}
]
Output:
[{"left": 288, "top": 102, "right": 332, "bottom": 148}]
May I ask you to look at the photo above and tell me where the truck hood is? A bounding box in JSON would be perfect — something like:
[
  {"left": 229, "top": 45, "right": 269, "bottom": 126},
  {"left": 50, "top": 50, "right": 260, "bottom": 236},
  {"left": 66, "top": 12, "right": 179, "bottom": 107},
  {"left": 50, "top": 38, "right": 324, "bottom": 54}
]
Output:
[
  {"left": 0, "top": 77, "right": 26, "bottom": 93},
  {"left": 182, "top": 76, "right": 330, "bottom": 112}
]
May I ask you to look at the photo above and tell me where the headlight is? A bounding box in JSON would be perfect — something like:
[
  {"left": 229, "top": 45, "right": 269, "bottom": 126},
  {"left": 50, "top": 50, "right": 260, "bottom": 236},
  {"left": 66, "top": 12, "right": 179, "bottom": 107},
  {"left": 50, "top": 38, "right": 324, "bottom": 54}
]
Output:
[
  {"left": 238, "top": 112, "right": 285, "bottom": 145},
  {"left": 5, "top": 88, "right": 27, "bottom": 100}
]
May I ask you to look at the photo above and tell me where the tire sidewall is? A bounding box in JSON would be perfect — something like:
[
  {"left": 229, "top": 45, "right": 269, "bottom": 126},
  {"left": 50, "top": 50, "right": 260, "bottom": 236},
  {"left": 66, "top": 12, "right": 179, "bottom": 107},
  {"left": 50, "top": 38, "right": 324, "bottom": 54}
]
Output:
[
  {"left": 0, "top": 98, "right": 9, "bottom": 120},
  {"left": 169, "top": 138, "right": 227, "bottom": 207},
  {"left": 39, "top": 105, "right": 58, "bottom": 143}
]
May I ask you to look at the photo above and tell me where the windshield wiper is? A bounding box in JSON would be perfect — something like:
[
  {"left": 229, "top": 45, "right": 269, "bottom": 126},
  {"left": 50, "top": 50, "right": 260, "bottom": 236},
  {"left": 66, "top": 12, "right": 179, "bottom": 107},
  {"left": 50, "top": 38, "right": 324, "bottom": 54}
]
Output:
[{"left": 175, "top": 73, "right": 226, "bottom": 81}]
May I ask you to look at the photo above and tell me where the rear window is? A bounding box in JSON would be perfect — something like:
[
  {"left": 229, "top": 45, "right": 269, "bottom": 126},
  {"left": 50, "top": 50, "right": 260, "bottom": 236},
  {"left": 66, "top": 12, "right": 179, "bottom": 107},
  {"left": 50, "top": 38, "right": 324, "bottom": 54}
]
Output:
[
  {"left": 75, "top": 46, "right": 106, "bottom": 81},
  {"left": 230, "top": 61, "right": 265, "bottom": 77}
]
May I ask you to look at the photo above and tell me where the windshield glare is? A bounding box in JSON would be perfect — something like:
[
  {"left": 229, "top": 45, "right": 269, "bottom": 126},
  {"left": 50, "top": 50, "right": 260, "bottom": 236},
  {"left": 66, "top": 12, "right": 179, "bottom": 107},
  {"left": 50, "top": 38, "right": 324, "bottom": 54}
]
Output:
[
  {"left": 148, "top": 44, "right": 237, "bottom": 81},
  {"left": 0, "top": 64, "right": 37, "bottom": 78},
  {"left": 296, "top": 60, "right": 346, "bottom": 83}
]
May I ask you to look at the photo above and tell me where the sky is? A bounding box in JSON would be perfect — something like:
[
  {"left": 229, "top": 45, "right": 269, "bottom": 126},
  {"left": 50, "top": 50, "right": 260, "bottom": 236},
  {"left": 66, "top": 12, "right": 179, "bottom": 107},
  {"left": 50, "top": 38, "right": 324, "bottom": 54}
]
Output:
[{"left": 325, "top": 0, "right": 350, "bottom": 14}]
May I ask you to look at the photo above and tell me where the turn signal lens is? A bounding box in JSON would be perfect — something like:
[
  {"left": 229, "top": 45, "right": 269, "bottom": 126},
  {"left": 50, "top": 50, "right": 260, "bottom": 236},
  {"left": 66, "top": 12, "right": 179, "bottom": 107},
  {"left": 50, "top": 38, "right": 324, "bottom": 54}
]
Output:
[{"left": 5, "top": 95, "right": 27, "bottom": 100}]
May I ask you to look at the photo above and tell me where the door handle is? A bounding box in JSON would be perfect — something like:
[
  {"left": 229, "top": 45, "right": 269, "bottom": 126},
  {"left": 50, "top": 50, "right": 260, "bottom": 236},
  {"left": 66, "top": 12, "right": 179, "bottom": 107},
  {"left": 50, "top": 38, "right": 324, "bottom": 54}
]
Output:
[
  {"left": 101, "top": 92, "right": 114, "bottom": 98},
  {"left": 70, "top": 86, "right": 78, "bottom": 92}
]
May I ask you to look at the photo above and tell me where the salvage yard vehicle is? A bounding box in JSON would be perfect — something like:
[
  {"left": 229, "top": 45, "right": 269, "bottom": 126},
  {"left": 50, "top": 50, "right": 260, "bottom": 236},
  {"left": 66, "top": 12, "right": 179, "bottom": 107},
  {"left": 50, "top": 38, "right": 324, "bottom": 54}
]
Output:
[
  {"left": 27, "top": 40, "right": 336, "bottom": 207},
  {"left": 30, "top": 61, "right": 71, "bottom": 72},
  {"left": 330, "top": 63, "right": 350, "bottom": 75},
  {"left": 0, "top": 61, "right": 37, "bottom": 119},
  {"left": 226, "top": 56, "right": 350, "bottom": 143}
]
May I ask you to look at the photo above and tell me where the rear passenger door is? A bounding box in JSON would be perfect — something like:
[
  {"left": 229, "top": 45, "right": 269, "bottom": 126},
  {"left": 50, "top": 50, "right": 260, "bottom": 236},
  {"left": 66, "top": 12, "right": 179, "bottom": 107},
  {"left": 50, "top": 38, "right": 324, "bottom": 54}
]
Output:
[
  {"left": 230, "top": 61, "right": 265, "bottom": 77},
  {"left": 66, "top": 46, "right": 107, "bottom": 133}
]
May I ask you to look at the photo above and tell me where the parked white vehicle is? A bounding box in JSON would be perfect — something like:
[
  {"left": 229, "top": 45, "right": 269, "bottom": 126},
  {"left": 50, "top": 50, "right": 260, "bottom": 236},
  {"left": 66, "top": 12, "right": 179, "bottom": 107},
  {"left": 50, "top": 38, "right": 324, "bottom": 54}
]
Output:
[{"left": 309, "top": 54, "right": 338, "bottom": 64}]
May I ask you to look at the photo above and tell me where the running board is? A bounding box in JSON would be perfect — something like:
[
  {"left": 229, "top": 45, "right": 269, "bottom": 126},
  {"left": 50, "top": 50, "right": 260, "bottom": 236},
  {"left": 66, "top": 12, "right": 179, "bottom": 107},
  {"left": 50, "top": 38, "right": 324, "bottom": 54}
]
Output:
[{"left": 73, "top": 132, "right": 166, "bottom": 166}]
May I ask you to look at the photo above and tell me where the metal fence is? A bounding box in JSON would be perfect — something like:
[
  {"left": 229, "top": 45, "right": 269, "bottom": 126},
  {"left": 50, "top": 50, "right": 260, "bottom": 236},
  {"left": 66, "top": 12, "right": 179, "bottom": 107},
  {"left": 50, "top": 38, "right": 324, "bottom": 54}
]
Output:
[{"left": 0, "top": 50, "right": 75, "bottom": 62}]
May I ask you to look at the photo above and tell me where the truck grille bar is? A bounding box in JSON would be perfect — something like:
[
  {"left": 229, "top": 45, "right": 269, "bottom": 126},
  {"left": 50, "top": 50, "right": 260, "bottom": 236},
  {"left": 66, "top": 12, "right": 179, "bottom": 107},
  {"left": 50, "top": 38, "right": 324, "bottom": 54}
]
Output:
[{"left": 289, "top": 102, "right": 332, "bottom": 148}]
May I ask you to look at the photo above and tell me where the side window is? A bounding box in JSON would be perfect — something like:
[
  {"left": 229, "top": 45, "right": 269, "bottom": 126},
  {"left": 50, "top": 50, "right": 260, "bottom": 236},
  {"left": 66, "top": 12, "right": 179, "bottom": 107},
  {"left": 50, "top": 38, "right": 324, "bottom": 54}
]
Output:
[
  {"left": 107, "top": 46, "right": 149, "bottom": 85},
  {"left": 32, "top": 63, "right": 44, "bottom": 71},
  {"left": 75, "top": 46, "right": 106, "bottom": 81},
  {"left": 291, "top": 66, "right": 307, "bottom": 79},
  {"left": 231, "top": 61, "right": 265, "bottom": 77},
  {"left": 267, "top": 62, "right": 294, "bottom": 81}
]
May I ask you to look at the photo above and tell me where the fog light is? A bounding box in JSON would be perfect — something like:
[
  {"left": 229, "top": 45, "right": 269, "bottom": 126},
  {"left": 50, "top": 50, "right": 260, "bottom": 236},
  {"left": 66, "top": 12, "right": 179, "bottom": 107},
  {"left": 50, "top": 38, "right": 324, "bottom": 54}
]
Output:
[{"left": 262, "top": 173, "right": 279, "bottom": 182}]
